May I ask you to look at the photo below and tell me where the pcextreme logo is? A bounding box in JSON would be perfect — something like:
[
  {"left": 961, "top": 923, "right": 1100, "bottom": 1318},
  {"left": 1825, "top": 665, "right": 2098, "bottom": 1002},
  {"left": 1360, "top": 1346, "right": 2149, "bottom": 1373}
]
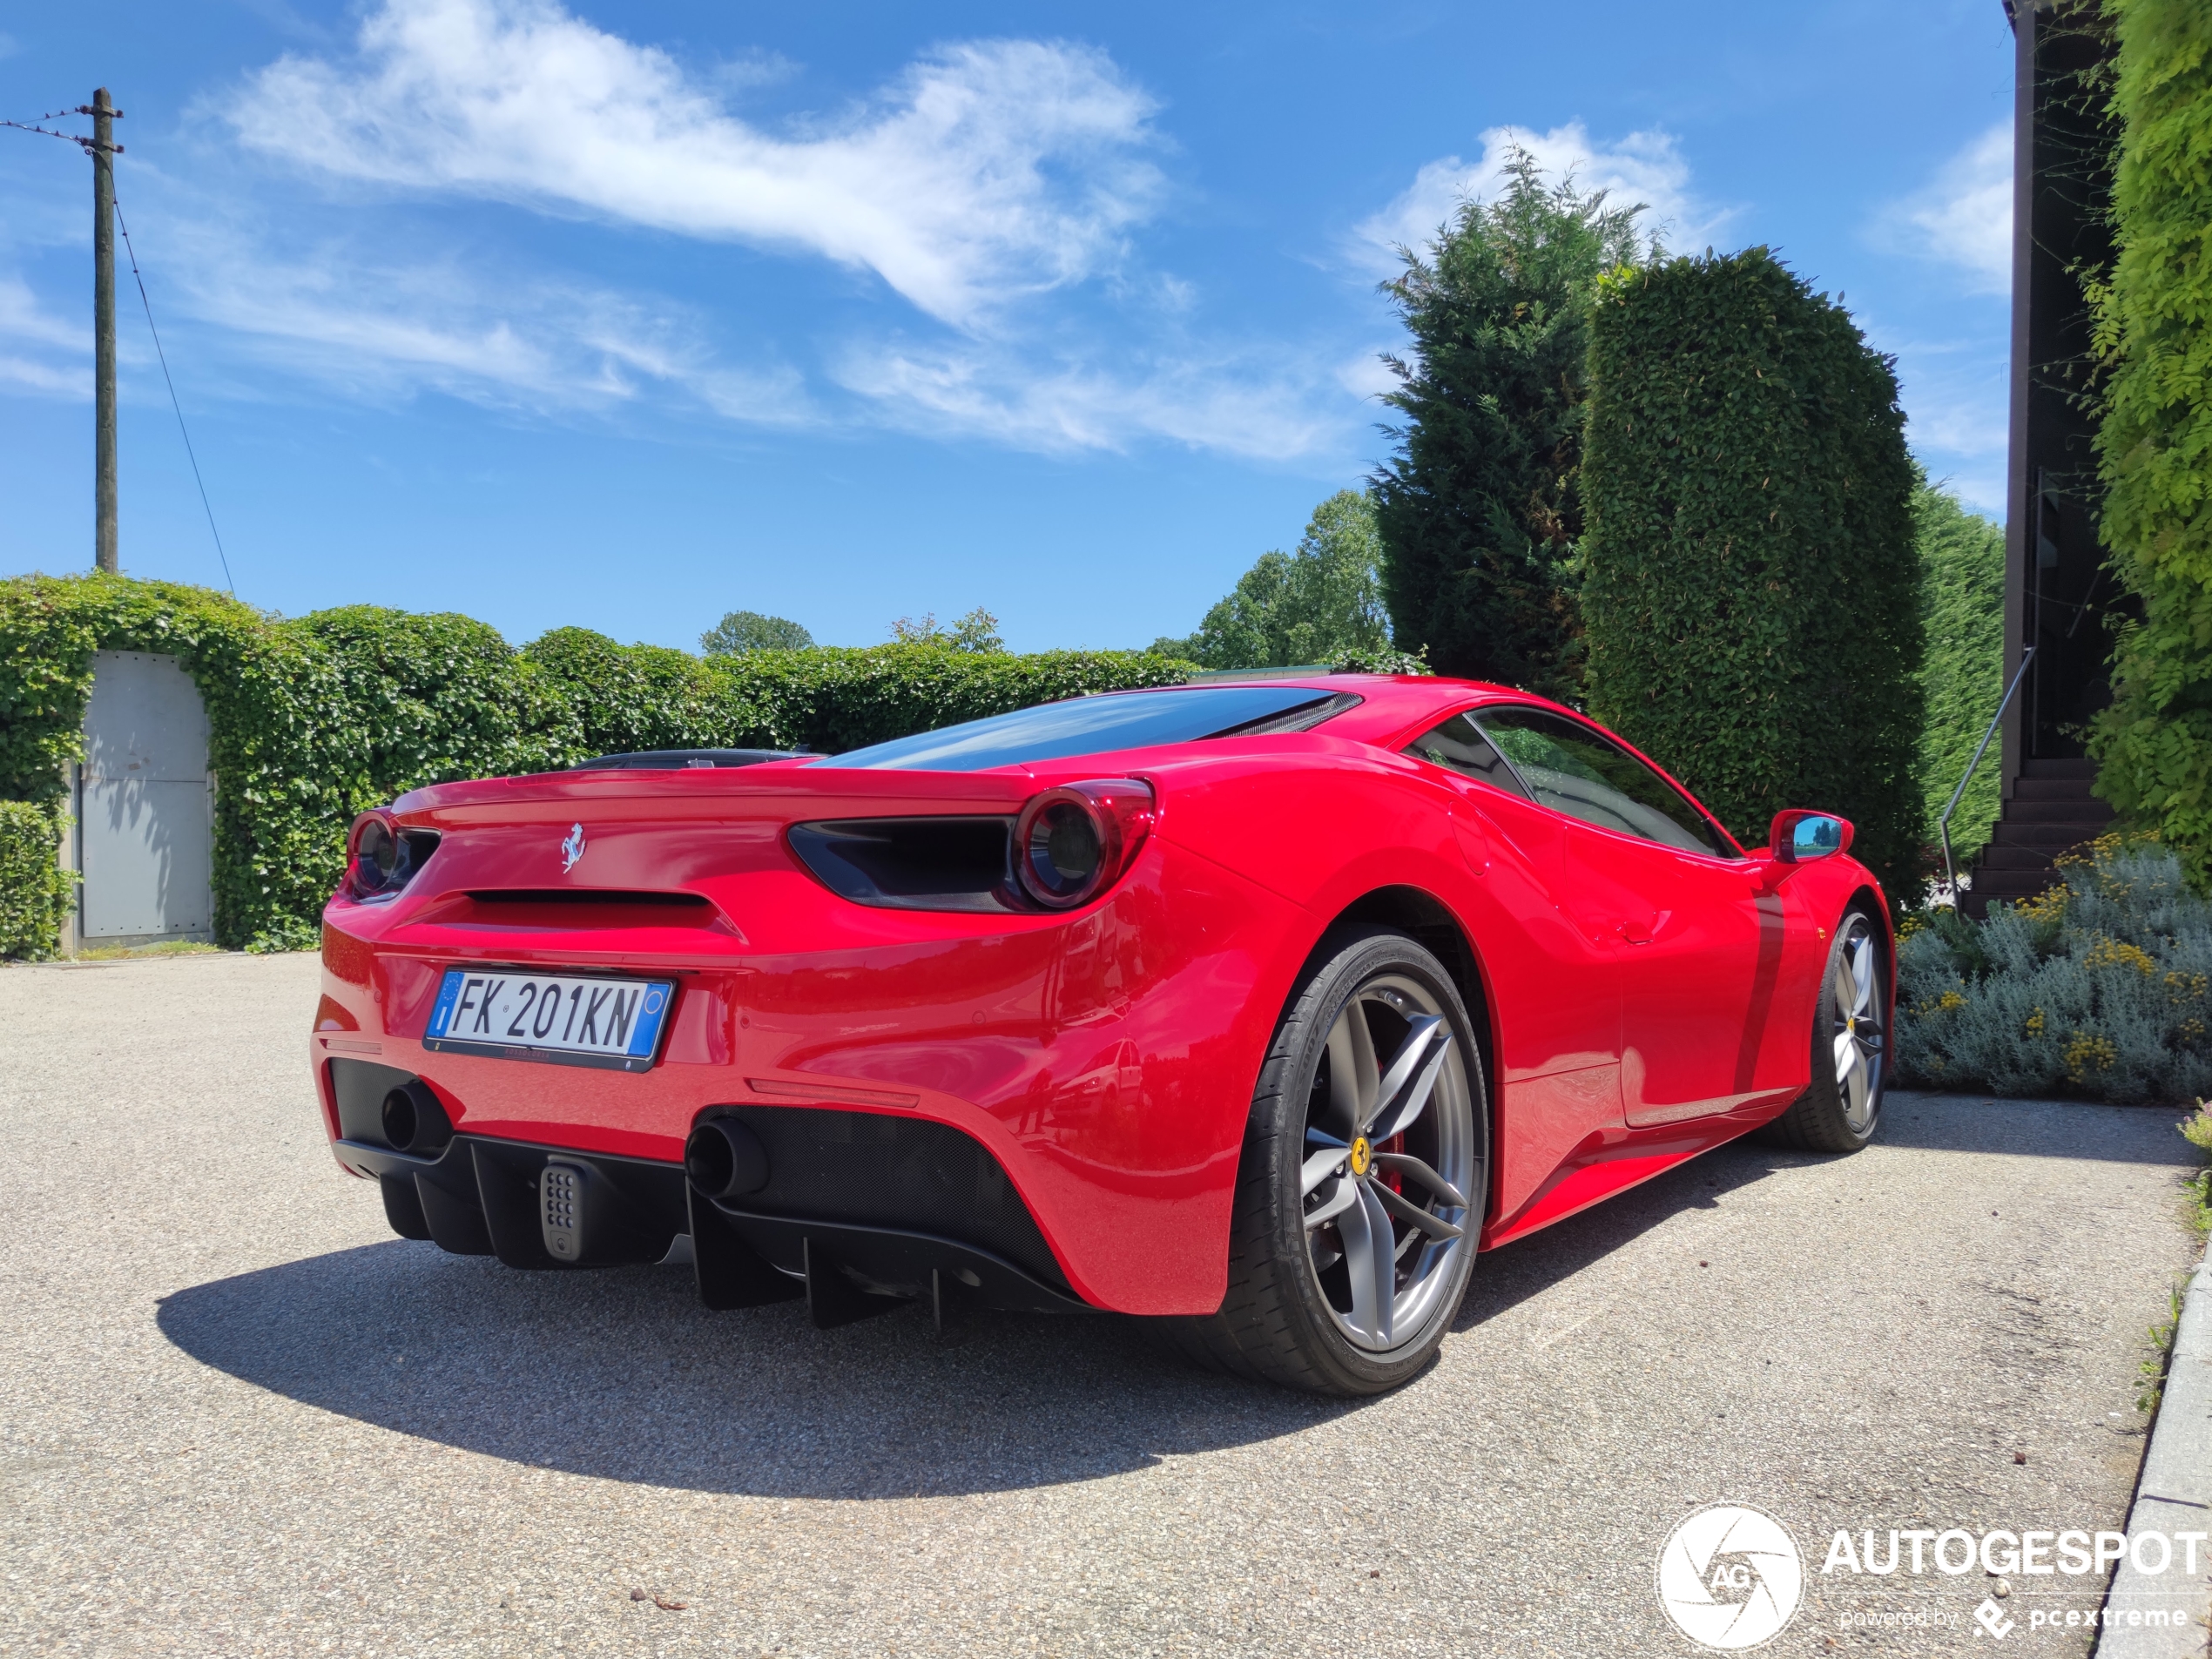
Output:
[{"left": 1656, "top": 1504, "right": 1804, "bottom": 1650}]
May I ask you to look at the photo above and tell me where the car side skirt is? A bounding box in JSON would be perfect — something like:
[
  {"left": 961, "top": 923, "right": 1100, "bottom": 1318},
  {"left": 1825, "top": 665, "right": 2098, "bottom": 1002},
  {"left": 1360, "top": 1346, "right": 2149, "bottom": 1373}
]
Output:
[{"left": 1479, "top": 1094, "right": 1796, "bottom": 1250}]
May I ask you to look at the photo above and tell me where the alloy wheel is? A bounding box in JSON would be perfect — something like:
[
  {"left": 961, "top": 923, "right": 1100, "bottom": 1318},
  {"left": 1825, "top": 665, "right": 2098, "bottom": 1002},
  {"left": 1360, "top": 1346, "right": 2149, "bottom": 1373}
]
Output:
[
  {"left": 1298, "top": 974, "right": 1476, "bottom": 1352},
  {"left": 1831, "top": 919, "right": 1885, "bottom": 1133}
]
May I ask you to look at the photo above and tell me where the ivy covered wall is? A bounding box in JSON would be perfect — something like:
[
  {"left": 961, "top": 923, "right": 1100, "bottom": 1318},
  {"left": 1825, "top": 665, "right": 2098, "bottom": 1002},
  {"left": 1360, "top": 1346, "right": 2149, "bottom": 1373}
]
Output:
[{"left": 2089, "top": 0, "right": 2212, "bottom": 892}]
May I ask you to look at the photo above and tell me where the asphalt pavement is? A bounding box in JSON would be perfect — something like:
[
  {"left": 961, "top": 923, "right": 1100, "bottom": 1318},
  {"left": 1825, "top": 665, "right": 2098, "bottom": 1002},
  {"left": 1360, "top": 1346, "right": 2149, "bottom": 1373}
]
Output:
[{"left": 1, "top": 952, "right": 2202, "bottom": 1657}]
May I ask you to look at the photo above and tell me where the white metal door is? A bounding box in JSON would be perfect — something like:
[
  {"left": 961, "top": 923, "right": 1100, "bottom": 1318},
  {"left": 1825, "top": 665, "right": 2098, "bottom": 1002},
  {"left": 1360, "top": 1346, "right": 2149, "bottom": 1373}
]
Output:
[{"left": 78, "top": 651, "right": 214, "bottom": 942}]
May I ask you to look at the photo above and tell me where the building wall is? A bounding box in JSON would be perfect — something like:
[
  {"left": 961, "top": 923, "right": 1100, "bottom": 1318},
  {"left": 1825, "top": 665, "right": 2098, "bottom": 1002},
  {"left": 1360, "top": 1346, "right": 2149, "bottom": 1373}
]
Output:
[{"left": 2001, "top": 1, "right": 2122, "bottom": 786}]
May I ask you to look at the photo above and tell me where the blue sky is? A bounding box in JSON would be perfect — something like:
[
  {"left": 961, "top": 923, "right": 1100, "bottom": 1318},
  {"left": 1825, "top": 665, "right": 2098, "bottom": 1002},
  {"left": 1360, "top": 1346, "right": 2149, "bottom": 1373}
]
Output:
[{"left": 0, "top": 1, "right": 2016, "bottom": 653}]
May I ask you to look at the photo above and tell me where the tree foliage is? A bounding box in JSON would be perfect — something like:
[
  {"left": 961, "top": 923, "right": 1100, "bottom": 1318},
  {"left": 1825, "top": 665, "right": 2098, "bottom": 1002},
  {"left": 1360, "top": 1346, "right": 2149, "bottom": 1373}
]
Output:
[
  {"left": 701, "top": 610, "right": 814, "bottom": 655},
  {"left": 2088, "top": 0, "right": 2212, "bottom": 892},
  {"left": 1153, "top": 490, "right": 1389, "bottom": 669},
  {"left": 1371, "top": 152, "right": 1645, "bottom": 701},
  {"left": 890, "top": 607, "right": 1004, "bottom": 652},
  {"left": 1914, "top": 477, "right": 2008, "bottom": 866},
  {"left": 1579, "top": 247, "right": 1924, "bottom": 895}
]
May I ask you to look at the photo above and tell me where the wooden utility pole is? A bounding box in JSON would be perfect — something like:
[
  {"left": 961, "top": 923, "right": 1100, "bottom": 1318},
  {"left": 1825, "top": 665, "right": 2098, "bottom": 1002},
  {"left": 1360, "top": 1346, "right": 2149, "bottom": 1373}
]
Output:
[{"left": 91, "top": 88, "right": 118, "bottom": 573}]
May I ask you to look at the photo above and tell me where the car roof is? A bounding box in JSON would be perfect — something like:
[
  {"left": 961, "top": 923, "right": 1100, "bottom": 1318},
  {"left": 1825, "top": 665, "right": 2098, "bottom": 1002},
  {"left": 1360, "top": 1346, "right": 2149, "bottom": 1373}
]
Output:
[{"left": 1153, "top": 672, "right": 1582, "bottom": 735}]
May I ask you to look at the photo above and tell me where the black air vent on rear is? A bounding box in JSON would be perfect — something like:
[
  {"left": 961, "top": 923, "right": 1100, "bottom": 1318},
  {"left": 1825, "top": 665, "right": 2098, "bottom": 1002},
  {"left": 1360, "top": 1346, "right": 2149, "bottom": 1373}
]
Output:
[
  {"left": 467, "top": 889, "right": 710, "bottom": 907},
  {"left": 449, "top": 889, "right": 723, "bottom": 930},
  {"left": 788, "top": 817, "right": 1018, "bottom": 913},
  {"left": 704, "top": 1105, "right": 1069, "bottom": 1291}
]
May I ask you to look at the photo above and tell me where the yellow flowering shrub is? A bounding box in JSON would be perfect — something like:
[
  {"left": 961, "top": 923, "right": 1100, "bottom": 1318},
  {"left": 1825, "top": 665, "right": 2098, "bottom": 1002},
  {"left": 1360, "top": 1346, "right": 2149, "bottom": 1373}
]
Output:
[{"left": 1898, "top": 839, "right": 2212, "bottom": 1102}]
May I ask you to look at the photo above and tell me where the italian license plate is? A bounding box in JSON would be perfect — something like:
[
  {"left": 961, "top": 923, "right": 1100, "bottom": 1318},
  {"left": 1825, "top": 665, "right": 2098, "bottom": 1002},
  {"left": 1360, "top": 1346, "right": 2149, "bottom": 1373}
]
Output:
[{"left": 422, "top": 968, "right": 676, "bottom": 1072}]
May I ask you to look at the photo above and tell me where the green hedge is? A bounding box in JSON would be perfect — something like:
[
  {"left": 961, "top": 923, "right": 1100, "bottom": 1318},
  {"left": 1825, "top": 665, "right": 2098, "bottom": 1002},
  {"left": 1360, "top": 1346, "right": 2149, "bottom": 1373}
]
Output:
[
  {"left": 695, "top": 644, "right": 1201, "bottom": 752},
  {"left": 1578, "top": 247, "right": 1924, "bottom": 894},
  {"left": 0, "top": 574, "right": 358, "bottom": 951},
  {"left": 0, "top": 573, "right": 1192, "bottom": 956},
  {"left": 2088, "top": 0, "right": 2212, "bottom": 894},
  {"left": 1915, "top": 478, "right": 2008, "bottom": 867},
  {"left": 0, "top": 801, "right": 74, "bottom": 960},
  {"left": 296, "top": 606, "right": 578, "bottom": 794}
]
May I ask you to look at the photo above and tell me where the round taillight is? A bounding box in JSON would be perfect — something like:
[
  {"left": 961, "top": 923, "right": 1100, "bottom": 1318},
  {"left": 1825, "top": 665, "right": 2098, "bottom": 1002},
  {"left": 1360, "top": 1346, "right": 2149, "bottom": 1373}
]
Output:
[
  {"left": 1013, "top": 779, "right": 1154, "bottom": 910},
  {"left": 346, "top": 810, "right": 405, "bottom": 900}
]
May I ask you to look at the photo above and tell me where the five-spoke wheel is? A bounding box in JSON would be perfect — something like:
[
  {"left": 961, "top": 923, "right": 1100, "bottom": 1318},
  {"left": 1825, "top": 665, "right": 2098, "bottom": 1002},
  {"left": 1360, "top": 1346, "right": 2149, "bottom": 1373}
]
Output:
[
  {"left": 1299, "top": 974, "right": 1477, "bottom": 1351},
  {"left": 1830, "top": 916, "right": 1885, "bottom": 1135},
  {"left": 1167, "top": 927, "right": 1486, "bottom": 1395},
  {"left": 1762, "top": 905, "right": 1889, "bottom": 1153}
]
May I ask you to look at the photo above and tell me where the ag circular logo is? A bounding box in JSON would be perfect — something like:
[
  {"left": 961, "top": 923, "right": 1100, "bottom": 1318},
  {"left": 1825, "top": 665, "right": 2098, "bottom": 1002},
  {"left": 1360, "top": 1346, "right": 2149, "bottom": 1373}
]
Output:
[{"left": 1656, "top": 1503, "right": 1804, "bottom": 1650}]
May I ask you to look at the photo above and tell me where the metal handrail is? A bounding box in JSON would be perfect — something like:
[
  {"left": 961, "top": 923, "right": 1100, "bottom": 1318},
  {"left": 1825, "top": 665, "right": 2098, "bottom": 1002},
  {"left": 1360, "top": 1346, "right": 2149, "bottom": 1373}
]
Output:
[{"left": 1939, "top": 644, "right": 2036, "bottom": 905}]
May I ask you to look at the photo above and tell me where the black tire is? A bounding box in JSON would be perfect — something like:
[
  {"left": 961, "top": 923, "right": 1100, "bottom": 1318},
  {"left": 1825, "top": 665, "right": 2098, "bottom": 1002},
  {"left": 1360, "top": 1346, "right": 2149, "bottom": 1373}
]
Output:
[
  {"left": 1162, "top": 926, "right": 1487, "bottom": 1395},
  {"left": 1759, "top": 905, "right": 1888, "bottom": 1154}
]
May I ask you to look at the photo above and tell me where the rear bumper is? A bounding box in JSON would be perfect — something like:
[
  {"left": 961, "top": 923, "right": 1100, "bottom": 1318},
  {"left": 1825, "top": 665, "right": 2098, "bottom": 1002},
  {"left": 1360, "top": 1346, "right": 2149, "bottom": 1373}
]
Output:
[
  {"left": 314, "top": 829, "right": 1317, "bottom": 1317},
  {"left": 332, "top": 1103, "right": 1089, "bottom": 1318}
]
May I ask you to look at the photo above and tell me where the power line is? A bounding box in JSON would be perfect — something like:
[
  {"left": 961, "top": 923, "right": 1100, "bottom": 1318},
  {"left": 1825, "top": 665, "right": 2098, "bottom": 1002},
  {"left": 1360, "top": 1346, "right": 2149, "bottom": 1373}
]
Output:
[
  {"left": 0, "top": 118, "right": 89, "bottom": 145},
  {"left": 112, "top": 199, "right": 234, "bottom": 597},
  {"left": 0, "top": 107, "right": 123, "bottom": 155}
]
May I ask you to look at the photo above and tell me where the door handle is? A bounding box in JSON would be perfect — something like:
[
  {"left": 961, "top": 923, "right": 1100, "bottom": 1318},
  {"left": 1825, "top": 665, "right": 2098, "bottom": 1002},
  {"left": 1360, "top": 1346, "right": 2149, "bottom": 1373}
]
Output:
[{"left": 1617, "top": 909, "right": 1669, "bottom": 945}]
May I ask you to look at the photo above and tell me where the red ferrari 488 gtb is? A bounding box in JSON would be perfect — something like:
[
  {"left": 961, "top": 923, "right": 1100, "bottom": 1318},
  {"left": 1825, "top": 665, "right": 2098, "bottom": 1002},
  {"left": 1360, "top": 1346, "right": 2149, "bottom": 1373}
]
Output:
[{"left": 312, "top": 674, "right": 1891, "bottom": 1395}]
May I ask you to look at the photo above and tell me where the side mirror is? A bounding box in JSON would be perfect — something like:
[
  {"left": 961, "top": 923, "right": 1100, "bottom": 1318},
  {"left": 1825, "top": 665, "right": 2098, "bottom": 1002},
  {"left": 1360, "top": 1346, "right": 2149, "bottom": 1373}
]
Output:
[{"left": 1770, "top": 809, "right": 1852, "bottom": 864}]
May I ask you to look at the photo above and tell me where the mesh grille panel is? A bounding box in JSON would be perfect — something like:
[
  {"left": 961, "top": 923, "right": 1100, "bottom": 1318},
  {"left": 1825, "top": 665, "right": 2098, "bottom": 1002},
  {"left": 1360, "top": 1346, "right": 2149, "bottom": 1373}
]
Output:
[{"left": 711, "top": 1106, "right": 1066, "bottom": 1291}]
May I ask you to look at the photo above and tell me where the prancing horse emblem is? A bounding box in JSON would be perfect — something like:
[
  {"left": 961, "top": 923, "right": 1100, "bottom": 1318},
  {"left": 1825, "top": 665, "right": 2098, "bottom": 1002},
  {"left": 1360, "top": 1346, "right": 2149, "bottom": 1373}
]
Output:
[{"left": 560, "top": 822, "right": 586, "bottom": 873}]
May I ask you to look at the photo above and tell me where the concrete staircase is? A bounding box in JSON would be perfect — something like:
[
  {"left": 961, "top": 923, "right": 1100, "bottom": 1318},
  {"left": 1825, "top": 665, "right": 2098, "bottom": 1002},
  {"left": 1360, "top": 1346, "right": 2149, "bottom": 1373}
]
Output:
[{"left": 1963, "top": 757, "right": 2110, "bottom": 917}]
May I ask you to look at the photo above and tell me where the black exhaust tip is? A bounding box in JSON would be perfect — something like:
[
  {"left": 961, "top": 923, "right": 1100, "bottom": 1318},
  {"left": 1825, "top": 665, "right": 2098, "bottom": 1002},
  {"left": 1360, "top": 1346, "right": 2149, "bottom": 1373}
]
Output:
[
  {"left": 685, "top": 1116, "right": 768, "bottom": 1198},
  {"left": 381, "top": 1081, "right": 453, "bottom": 1155}
]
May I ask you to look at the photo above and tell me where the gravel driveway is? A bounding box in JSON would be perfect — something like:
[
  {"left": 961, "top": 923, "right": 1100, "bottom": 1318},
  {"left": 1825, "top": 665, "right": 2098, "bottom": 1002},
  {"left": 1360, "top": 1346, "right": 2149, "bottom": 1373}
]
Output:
[{"left": 1, "top": 952, "right": 2200, "bottom": 1657}]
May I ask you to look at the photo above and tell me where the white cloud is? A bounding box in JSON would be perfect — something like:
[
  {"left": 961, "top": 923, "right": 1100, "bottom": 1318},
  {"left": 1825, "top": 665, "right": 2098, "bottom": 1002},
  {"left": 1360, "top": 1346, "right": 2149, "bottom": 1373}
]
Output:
[
  {"left": 0, "top": 275, "right": 85, "bottom": 396},
  {"left": 1887, "top": 123, "right": 2012, "bottom": 294},
  {"left": 0, "top": 8, "right": 1351, "bottom": 463},
  {"left": 1874, "top": 325, "right": 2009, "bottom": 515},
  {"left": 0, "top": 276, "right": 83, "bottom": 352},
  {"left": 151, "top": 208, "right": 811, "bottom": 423},
  {"left": 833, "top": 339, "right": 1337, "bottom": 461},
  {"left": 1354, "top": 121, "right": 1726, "bottom": 271},
  {"left": 1906, "top": 384, "right": 2007, "bottom": 462},
  {"left": 180, "top": 224, "right": 1349, "bottom": 455},
  {"left": 0, "top": 355, "right": 83, "bottom": 395},
  {"left": 1334, "top": 347, "right": 1398, "bottom": 402},
  {"left": 227, "top": 0, "right": 1164, "bottom": 329}
]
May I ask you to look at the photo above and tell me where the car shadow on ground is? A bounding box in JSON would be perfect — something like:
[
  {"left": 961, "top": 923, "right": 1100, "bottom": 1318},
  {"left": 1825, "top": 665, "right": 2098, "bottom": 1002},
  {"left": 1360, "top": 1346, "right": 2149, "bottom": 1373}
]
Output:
[
  {"left": 158, "top": 1094, "right": 2191, "bottom": 1500},
  {"left": 1453, "top": 1132, "right": 1811, "bottom": 1332},
  {"left": 158, "top": 1237, "right": 1354, "bottom": 1499}
]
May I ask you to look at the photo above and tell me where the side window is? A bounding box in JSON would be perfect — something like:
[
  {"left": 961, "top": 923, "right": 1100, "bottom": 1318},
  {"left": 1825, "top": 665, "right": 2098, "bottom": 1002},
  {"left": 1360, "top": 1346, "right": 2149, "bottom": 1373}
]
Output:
[
  {"left": 1404, "top": 713, "right": 1531, "bottom": 799},
  {"left": 1474, "top": 709, "right": 1736, "bottom": 858}
]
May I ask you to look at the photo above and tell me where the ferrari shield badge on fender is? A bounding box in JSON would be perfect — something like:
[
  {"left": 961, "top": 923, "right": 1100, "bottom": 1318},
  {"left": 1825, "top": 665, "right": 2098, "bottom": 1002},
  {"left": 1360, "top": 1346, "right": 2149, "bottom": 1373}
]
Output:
[{"left": 560, "top": 822, "right": 586, "bottom": 873}]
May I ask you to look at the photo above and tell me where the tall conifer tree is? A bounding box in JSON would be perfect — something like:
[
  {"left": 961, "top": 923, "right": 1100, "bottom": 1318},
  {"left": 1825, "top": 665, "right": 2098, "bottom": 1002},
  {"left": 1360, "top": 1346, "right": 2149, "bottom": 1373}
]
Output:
[{"left": 1372, "top": 153, "right": 1643, "bottom": 701}]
